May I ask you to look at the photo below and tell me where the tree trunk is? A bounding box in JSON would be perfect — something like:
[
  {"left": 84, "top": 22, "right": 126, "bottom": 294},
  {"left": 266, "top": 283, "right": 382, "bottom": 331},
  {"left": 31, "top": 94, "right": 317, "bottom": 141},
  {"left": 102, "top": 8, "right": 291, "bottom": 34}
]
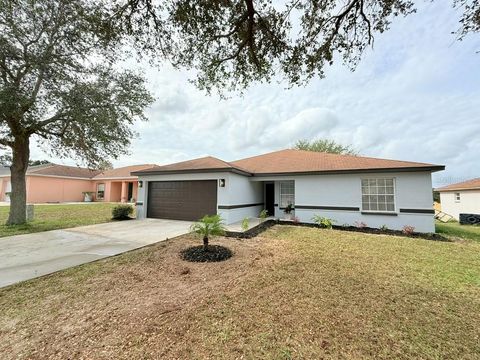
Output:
[
  {"left": 203, "top": 236, "right": 209, "bottom": 251},
  {"left": 7, "top": 135, "right": 30, "bottom": 225}
]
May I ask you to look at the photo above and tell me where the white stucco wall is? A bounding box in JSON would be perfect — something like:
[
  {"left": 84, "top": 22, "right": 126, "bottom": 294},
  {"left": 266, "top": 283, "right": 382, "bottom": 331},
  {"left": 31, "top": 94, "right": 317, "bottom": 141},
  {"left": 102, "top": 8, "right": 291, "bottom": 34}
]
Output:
[
  {"left": 137, "top": 170, "right": 436, "bottom": 232},
  {"left": 439, "top": 190, "right": 480, "bottom": 220},
  {"left": 136, "top": 172, "right": 262, "bottom": 224},
  {"left": 254, "top": 171, "right": 436, "bottom": 233},
  {"left": 223, "top": 173, "right": 264, "bottom": 223}
]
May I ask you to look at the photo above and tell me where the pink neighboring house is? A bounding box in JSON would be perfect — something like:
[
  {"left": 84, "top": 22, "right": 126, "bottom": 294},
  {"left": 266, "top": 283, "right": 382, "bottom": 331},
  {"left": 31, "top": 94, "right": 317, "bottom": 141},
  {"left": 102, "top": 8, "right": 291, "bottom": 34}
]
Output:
[{"left": 0, "top": 163, "right": 155, "bottom": 204}]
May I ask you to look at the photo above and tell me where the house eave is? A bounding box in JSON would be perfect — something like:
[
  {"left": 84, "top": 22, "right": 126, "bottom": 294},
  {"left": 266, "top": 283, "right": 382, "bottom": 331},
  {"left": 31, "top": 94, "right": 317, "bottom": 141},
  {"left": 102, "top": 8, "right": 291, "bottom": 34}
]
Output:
[
  {"left": 25, "top": 173, "right": 93, "bottom": 180},
  {"left": 93, "top": 176, "right": 139, "bottom": 181},
  {"left": 436, "top": 187, "right": 480, "bottom": 192},
  {"left": 251, "top": 166, "right": 445, "bottom": 177},
  {"left": 132, "top": 167, "right": 252, "bottom": 177}
]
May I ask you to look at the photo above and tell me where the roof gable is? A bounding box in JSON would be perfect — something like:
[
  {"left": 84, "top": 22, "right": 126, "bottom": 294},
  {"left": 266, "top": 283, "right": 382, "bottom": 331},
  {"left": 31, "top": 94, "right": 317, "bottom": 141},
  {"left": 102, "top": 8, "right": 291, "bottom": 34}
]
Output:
[{"left": 133, "top": 156, "right": 251, "bottom": 175}]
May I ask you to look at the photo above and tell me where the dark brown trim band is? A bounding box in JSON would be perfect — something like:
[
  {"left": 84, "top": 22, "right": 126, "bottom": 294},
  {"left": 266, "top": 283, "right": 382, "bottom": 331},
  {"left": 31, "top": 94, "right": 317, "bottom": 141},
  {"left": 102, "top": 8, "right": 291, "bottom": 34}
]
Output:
[
  {"left": 135, "top": 202, "right": 143, "bottom": 206},
  {"left": 399, "top": 208, "right": 435, "bottom": 214},
  {"left": 295, "top": 205, "right": 360, "bottom": 211},
  {"left": 218, "top": 203, "right": 264, "bottom": 210},
  {"left": 361, "top": 211, "right": 398, "bottom": 216},
  {"left": 133, "top": 165, "right": 445, "bottom": 177}
]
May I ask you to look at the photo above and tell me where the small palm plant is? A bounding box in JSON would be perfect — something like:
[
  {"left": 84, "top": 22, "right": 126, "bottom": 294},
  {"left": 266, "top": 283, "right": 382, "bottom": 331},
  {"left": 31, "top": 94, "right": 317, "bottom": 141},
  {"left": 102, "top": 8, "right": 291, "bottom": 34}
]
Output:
[{"left": 190, "top": 214, "right": 226, "bottom": 251}]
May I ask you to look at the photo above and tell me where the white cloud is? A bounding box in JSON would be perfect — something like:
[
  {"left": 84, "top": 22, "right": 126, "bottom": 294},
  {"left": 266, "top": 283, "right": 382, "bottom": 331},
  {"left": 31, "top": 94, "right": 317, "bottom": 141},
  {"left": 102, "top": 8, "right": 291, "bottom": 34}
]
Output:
[{"left": 30, "top": 1, "right": 480, "bottom": 186}]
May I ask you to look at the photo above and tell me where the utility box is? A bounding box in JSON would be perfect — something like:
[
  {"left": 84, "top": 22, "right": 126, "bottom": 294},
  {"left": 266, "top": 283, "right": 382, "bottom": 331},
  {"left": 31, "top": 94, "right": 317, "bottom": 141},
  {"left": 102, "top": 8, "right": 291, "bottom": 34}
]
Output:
[
  {"left": 459, "top": 213, "right": 480, "bottom": 225},
  {"left": 26, "top": 204, "right": 34, "bottom": 221}
]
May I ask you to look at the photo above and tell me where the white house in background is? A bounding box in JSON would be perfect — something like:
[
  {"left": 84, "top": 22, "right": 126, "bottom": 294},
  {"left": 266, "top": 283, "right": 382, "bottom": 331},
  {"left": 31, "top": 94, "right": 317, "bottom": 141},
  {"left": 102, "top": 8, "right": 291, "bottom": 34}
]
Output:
[
  {"left": 132, "top": 149, "right": 444, "bottom": 233},
  {"left": 436, "top": 178, "right": 480, "bottom": 220}
]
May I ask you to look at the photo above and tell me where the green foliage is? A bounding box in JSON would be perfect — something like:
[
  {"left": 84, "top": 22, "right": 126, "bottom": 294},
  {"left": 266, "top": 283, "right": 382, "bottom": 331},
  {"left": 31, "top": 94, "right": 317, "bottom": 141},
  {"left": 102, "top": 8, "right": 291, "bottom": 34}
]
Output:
[
  {"left": 28, "top": 160, "right": 50, "bottom": 166},
  {"left": 436, "top": 221, "right": 480, "bottom": 242},
  {"left": 241, "top": 217, "right": 249, "bottom": 232},
  {"left": 259, "top": 209, "right": 268, "bottom": 222},
  {"left": 284, "top": 204, "right": 294, "bottom": 214},
  {"left": 0, "top": 203, "right": 117, "bottom": 237},
  {"left": 294, "top": 139, "right": 357, "bottom": 155},
  {"left": 0, "top": 0, "right": 153, "bottom": 224},
  {"left": 0, "top": 150, "right": 49, "bottom": 167},
  {"left": 112, "top": 204, "right": 134, "bottom": 220},
  {"left": 380, "top": 224, "right": 389, "bottom": 231},
  {"left": 116, "top": 1, "right": 479, "bottom": 93},
  {"left": 190, "top": 215, "right": 227, "bottom": 241},
  {"left": 312, "top": 215, "right": 335, "bottom": 229},
  {"left": 0, "top": 0, "right": 153, "bottom": 167},
  {"left": 97, "top": 160, "right": 114, "bottom": 171}
]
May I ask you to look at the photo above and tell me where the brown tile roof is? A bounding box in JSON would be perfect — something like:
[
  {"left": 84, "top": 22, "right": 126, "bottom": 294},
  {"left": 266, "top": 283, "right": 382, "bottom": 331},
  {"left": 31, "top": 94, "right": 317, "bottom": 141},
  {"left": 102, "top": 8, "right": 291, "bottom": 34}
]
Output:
[
  {"left": 230, "top": 149, "right": 444, "bottom": 175},
  {"left": 133, "top": 156, "right": 250, "bottom": 175},
  {"left": 93, "top": 164, "right": 157, "bottom": 179},
  {"left": 133, "top": 149, "right": 444, "bottom": 176},
  {"left": 435, "top": 178, "right": 480, "bottom": 192},
  {"left": 27, "top": 163, "right": 101, "bottom": 178}
]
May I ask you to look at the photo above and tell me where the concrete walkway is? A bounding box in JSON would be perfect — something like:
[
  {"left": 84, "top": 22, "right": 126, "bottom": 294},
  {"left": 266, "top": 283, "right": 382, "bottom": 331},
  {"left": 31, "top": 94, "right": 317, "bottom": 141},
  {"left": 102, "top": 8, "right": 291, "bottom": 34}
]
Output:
[{"left": 0, "top": 219, "right": 191, "bottom": 288}]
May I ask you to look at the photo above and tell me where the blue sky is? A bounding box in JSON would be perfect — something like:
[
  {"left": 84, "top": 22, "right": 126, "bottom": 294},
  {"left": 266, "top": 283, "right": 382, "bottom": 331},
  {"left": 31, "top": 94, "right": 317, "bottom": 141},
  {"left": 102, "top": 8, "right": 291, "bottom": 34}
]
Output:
[{"left": 32, "top": 1, "right": 480, "bottom": 187}]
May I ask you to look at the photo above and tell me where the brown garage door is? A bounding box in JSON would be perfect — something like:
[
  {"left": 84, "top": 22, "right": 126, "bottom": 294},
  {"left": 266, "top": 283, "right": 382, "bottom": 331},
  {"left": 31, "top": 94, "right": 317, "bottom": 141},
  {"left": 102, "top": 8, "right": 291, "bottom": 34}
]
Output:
[{"left": 147, "top": 180, "right": 217, "bottom": 221}]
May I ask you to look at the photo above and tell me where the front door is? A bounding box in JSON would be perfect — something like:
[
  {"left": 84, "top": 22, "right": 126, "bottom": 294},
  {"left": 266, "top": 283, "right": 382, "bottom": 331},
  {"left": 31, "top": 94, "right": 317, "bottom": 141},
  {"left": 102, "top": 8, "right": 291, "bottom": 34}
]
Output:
[
  {"left": 265, "top": 183, "right": 275, "bottom": 216},
  {"left": 127, "top": 182, "right": 133, "bottom": 202}
]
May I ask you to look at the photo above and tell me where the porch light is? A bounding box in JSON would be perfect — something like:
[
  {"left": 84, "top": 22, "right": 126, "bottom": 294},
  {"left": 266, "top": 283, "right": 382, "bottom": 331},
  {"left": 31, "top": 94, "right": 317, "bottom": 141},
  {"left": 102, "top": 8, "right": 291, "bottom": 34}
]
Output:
[
  {"left": 138, "top": 180, "right": 143, "bottom": 188},
  {"left": 219, "top": 179, "right": 225, "bottom": 187}
]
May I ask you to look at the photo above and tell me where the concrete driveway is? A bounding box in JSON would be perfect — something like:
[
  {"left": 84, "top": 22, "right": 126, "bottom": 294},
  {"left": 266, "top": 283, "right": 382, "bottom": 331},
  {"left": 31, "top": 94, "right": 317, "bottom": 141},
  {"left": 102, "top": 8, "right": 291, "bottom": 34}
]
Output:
[{"left": 0, "top": 219, "right": 191, "bottom": 288}]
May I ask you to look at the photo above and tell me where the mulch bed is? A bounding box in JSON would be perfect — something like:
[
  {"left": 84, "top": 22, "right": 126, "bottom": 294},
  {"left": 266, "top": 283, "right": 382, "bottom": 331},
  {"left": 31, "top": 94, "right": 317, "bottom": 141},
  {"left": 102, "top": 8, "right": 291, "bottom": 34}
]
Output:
[
  {"left": 112, "top": 216, "right": 135, "bottom": 221},
  {"left": 226, "top": 219, "right": 449, "bottom": 242},
  {"left": 225, "top": 219, "right": 277, "bottom": 239},
  {"left": 180, "top": 245, "right": 233, "bottom": 262},
  {"left": 330, "top": 224, "right": 449, "bottom": 241}
]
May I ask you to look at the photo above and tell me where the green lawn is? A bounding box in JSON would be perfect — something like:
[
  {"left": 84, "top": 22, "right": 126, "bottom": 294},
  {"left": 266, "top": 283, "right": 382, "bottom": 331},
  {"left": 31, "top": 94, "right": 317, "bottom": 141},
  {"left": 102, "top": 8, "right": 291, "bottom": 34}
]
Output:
[
  {"left": 0, "top": 203, "right": 118, "bottom": 237},
  {"left": 1, "top": 226, "right": 479, "bottom": 359},
  {"left": 436, "top": 220, "right": 480, "bottom": 242}
]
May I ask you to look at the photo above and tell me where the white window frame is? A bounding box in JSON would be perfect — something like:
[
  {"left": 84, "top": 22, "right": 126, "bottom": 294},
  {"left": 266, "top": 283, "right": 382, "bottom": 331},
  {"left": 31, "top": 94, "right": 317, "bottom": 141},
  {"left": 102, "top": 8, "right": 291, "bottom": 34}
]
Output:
[
  {"left": 454, "top": 192, "right": 461, "bottom": 203},
  {"left": 279, "top": 181, "right": 295, "bottom": 208},
  {"left": 361, "top": 178, "right": 396, "bottom": 213},
  {"left": 97, "top": 183, "right": 105, "bottom": 200}
]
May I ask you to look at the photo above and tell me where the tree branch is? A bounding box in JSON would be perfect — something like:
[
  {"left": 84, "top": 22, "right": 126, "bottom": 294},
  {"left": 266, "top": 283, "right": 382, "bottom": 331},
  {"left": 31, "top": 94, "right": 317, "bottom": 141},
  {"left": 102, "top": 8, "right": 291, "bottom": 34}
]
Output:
[{"left": 245, "top": 0, "right": 261, "bottom": 69}]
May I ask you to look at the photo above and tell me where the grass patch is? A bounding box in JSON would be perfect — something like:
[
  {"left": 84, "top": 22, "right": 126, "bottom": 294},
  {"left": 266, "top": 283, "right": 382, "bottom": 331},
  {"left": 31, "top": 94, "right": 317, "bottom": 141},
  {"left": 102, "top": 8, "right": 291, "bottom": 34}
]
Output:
[
  {"left": 0, "top": 203, "right": 118, "bottom": 237},
  {"left": 0, "top": 226, "right": 479, "bottom": 359},
  {"left": 436, "top": 220, "right": 480, "bottom": 242}
]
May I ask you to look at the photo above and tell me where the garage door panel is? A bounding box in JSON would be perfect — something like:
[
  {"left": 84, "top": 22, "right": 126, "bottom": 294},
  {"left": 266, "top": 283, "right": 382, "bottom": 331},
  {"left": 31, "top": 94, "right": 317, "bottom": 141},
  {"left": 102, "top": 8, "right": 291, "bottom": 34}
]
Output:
[{"left": 147, "top": 180, "right": 217, "bottom": 221}]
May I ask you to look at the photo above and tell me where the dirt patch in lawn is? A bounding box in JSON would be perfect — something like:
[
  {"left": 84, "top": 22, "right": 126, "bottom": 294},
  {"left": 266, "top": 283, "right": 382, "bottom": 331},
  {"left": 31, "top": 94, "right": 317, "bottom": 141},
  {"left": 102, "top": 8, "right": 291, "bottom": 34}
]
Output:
[
  {"left": 0, "top": 233, "right": 291, "bottom": 359},
  {"left": 1, "top": 226, "right": 479, "bottom": 359}
]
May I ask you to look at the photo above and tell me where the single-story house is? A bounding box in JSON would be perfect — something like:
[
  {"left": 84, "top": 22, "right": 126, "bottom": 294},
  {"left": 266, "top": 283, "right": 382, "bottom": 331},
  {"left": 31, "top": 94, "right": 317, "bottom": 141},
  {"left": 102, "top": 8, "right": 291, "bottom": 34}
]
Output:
[
  {"left": 92, "top": 164, "right": 156, "bottom": 203},
  {"left": 436, "top": 178, "right": 480, "bottom": 220},
  {"left": 133, "top": 149, "right": 444, "bottom": 233},
  {"left": 0, "top": 163, "right": 155, "bottom": 204}
]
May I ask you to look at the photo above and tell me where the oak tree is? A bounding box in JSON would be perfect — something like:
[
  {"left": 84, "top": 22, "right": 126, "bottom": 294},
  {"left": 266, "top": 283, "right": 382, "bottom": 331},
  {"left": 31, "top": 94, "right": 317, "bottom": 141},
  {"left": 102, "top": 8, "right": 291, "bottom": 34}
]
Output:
[
  {"left": 114, "top": 0, "right": 479, "bottom": 93},
  {"left": 0, "top": 0, "right": 153, "bottom": 224}
]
